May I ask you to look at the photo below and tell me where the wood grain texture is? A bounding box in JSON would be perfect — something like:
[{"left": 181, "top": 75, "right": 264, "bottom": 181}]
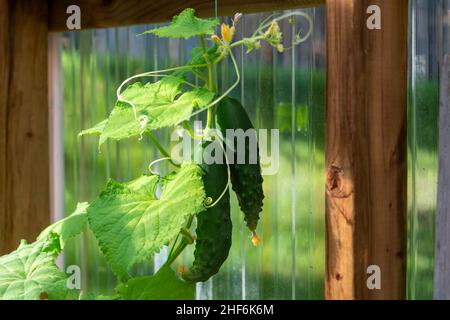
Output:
[
  {"left": 435, "top": 54, "right": 450, "bottom": 300},
  {"left": 48, "top": 0, "right": 325, "bottom": 31},
  {"left": 0, "top": 0, "right": 50, "bottom": 254},
  {"left": 325, "top": 0, "right": 408, "bottom": 299},
  {"left": 0, "top": 0, "right": 9, "bottom": 254}
]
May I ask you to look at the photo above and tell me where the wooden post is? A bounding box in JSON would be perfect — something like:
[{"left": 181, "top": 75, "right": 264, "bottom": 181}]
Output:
[
  {"left": 435, "top": 53, "right": 450, "bottom": 300},
  {"left": 0, "top": 0, "right": 9, "bottom": 253},
  {"left": 0, "top": 0, "right": 50, "bottom": 254},
  {"left": 325, "top": 0, "right": 408, "bottom": 299}
]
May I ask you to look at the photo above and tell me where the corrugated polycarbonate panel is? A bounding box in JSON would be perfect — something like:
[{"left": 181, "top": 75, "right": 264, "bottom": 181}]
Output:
[
  {"left": 58, "top": 8, "right": 326, "bottom": 299},
  {"left": 407, "top": 0, "right": 450, "bottom": 300}
]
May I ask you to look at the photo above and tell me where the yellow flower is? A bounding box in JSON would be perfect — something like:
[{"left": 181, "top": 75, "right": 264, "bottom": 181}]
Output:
[{"left": 221, "top": 23, "right": 233, "bottom": 43}]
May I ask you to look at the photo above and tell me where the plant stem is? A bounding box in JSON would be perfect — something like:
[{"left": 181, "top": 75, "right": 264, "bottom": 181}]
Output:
[
  {"left": 166, "top": 213, "right": 196, "bottom": 265},
  {"left": 191, "top": 69, "right": 209, "bottom": 83},
  {"left": 144, "top": 131, "right": 180, "bottom": 168},
  {"left": 180, "top": 228, "right": 195, "bottom": 244},
  {"left": 181, "top": 121, "right": 203, "bottom": 140},
  {"left": 188, "top": 49, "right": 241, "bottom": 120},
  {"left": 168, "top": 234, "right": 180, "bottom": 258},
  {"left": 229, "top": 35, "right": 266, "bottom": 49},
  {"left": 167, "top": 239, "right": 189, "bottom": 265},
  {"left": 143, "top": 131, "right": 170, "bottom": 157},
  {"left": 199, "top": 35, "right": 216, "bottom": 130}
]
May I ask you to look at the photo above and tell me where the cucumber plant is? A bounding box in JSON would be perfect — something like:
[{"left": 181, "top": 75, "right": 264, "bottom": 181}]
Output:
[{"left": 0, "top": 8, "right": 312, "bottom": 300}]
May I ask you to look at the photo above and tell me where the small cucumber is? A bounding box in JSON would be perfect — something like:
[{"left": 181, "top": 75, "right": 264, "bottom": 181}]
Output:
[
  {"left": 216, "top": 96, "right": 264, "bottom": 235},
  {"left": 182, "top": 140, "right": 232, "bottom": 282}
]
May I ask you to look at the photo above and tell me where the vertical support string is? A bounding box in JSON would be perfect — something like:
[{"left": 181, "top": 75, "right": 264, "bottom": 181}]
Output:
[{"left": 291, "top": 12, "right": 297, "bottom": 300}]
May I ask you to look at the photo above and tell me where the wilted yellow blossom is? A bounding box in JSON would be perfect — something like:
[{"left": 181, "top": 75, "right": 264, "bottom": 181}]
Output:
[
  {"left": 178, "top": 265, "right": 186, "bottom": 274},
  {"left": 211, "top": 34, "right": 221, "bottom": 45},
  {"left": 233, "top": 12, "right": 243, "bottom": 26},
  {"left": 251, "top": 232, "right": 261, "bottom": 246}
]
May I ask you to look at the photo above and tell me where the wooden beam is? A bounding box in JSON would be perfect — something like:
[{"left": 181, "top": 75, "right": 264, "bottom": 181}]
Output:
[
  {"left": 325, "top": 0, "right": 408, "bottom": 299},
  {"left": 435, "top": 53, "right": 450, "bottom": 300},
  {"left": 48, "top": 0, "right": 325, "bottom": 31},
  {"left": 0, "top": 0, "right": 50, "bottom": 254},
  {"left": 0, "top": 0, "right": 9, "bottom": 254}
]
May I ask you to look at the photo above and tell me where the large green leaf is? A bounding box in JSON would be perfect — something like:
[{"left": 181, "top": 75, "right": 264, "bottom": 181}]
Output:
[
  {"left": 142, "top": 8, "right": 219, "bottom": 39},
  {"left": 116, "top": 264, "right": 195, "bottom": 300},
  {"left": 37, "top": 202, "right": 88, "bottom": 248},
  {"left": 80, "top": 76, "right": 214, "bottom": 145},
  {"left": 0, "top": 233, "right": 67, "bottom": 300},
  {"left": 88, "top": 163, "right": 205, "bottom": 279}
]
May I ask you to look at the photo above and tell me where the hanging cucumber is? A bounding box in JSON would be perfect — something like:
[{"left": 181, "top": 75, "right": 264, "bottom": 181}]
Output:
[
  {"left": 182, "top": 140, "right": 232, "bottom": 282},
  {"left": 216, "top": 96, "right": 264, "bottom": 241}
]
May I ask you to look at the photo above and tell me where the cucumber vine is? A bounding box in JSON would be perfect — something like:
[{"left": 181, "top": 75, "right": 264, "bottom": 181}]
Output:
[{"left": 0, "top": 8, "right": 312, "bottom": 300}]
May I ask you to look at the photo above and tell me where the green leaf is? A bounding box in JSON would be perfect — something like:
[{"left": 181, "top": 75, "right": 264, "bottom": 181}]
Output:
[
  {"left": 81, "top": 76, "right": 214, "bottom": 145},
  {"left": 187, "top": 45, "right": 220, "bottom": 69},
  {"left": 79, "top": 119, "right": 107, "bottom": 137},
  {"left": 88, "top": 163, "right": 205, "bottom": 279},
  {"left": 172, "top": 46, "right": 220, "bottom": 79},
  {"left": 0, "top": 233, "right": 67, "bottom": 300},
  {"left": 77, "top": 292, "right": 116, "bottom": 300},
  {"left": 142, "top": 8, "right": 219, "bottom": 39},
  {"left": 125, "top": 174, "right": 160, "bottom": 196},
  {"left": 37, "top": 202, "right": 88, "bottom": 248},
  {"left": 116, "top": 264, "right": 195, "bottom": 300}
]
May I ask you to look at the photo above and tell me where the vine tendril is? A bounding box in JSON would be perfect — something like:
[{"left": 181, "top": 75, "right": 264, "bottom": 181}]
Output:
[
  {"left": 148, "top": 157, "right": 174, "bottom": 175},
  {"left": 116, "top": 64, "right": 210, "bottom": 122},
  {"left": 203, "top": 132, "right": 231, "bottom": 209},
  {"left": 187, "top": 48, "right": 241, "bottom": 120}
]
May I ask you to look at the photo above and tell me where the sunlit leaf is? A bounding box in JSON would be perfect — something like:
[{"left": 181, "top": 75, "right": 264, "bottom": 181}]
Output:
[
  {"left": 116, "top": 264, "right": 195, "bottom": 300},
  {"left": 0, "top": 233, "right": 67, "bottom": 300},
  {"left": 88, "top": 163, "right": 205, "bottom": 279},
  {"left": 80, "top": 76, "right": 214, "bottom": 145},
  {"left": 142, "top": 8, "right": 219, "bottom": 39},
  {"left": 38, "top": 202, "right": 88, "bottom": 248}
]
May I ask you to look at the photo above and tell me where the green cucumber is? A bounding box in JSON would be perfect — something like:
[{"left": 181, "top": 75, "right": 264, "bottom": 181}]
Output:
[
  {"left": 182, "top": 140, "right": 232, "bottom": 282},
  {"left": 216, "top": 96, "right": 264, "bottom": 236}
]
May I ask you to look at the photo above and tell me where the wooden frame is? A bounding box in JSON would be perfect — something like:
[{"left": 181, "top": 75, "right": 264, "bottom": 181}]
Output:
[
  {"left": 48, "top": 0, "right": 325, "bottom": 31},
  {"left": 0, "top": 0, "right": 409, "bottom": 300},
  {"left": 0, "top": 0, "right": 50, "bottom": 254},
  {"left": 325, "top": 0, "right": 408, "bottom": 299}
]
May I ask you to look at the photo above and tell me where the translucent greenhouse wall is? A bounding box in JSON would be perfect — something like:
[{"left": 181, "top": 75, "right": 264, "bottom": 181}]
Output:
[
  {"left": 407, "top": 0, "right": 450, "bottom": 299},
  {"left": 56, "top": 2, "right": 450, "bottom": 299},
  {"left": 59, "top": 8, "right": 326, "bottom": 299}
]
